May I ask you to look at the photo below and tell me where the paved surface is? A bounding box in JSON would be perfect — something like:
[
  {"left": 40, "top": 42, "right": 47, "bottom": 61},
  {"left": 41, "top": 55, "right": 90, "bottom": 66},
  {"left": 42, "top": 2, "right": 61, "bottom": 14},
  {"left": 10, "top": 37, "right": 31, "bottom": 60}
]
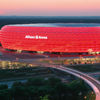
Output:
[{"left": 0, "top": 47, "right": 100, "bottom": 59}]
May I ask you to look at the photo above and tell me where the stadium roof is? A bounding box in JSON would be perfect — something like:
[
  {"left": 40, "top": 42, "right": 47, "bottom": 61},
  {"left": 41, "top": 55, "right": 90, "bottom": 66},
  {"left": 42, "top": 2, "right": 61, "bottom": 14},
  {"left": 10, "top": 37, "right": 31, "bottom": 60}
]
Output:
[{"left": 8, "top": 23, "right": 100, "bottom": 27}]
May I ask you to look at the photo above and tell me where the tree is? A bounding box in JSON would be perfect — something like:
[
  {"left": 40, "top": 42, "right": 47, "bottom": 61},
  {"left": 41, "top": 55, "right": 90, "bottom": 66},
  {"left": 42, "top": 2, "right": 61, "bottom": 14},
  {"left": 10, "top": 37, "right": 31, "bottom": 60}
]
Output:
[
  {"left": 47, "top": 77, "right": 61, "bottom": 86},
  {"left": 40, "top": 95, "right": 49, "bottom": 100},
  {"left": 26, "top": 77, "right": 45, "bottom": 86},
  {"left": 0, "top": 84, "right": 8, "bottom": 90},
  {"left": 0, "top": 89, "right": 11, "bottom": 100}
]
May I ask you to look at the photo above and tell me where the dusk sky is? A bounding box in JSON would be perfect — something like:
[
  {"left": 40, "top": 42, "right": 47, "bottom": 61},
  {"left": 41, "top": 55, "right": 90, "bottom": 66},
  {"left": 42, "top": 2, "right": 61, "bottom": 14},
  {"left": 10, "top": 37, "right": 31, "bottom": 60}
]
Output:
[{"left": 0, "top": 0, "right": 100, "bottom": 16}]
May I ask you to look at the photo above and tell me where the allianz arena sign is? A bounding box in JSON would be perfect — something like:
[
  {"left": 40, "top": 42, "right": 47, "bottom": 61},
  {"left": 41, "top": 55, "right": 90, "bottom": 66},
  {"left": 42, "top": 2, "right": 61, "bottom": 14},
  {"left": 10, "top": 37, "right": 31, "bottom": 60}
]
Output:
[{"left": 25, "top": 35, "right": 48, "bottom": 39}]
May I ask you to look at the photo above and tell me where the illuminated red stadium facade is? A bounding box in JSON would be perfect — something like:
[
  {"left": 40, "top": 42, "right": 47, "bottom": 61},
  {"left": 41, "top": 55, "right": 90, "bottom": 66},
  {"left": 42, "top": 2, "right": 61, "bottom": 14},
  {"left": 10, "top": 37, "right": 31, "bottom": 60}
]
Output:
[{"left": 0, "top": 23, "right": 100, "bottom": 54}]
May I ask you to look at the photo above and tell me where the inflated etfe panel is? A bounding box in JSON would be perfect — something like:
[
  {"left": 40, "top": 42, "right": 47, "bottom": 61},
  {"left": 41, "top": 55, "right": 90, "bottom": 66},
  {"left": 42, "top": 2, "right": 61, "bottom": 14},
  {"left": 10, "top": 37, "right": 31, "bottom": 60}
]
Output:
[{"left": 1, "top": 23, "right": 100, "bottom": 53}]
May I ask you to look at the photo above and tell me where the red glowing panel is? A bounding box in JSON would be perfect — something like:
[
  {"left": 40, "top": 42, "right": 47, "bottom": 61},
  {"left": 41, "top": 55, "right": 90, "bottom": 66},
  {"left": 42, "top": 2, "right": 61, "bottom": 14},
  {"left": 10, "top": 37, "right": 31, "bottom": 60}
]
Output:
[{"left": 1, "top": 24, "right": 100, "bottom": 53}]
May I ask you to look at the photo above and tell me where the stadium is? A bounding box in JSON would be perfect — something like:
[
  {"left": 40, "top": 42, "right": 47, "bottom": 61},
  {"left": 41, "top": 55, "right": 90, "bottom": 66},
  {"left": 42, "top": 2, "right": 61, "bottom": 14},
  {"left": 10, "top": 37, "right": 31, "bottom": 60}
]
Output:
[{"left": 0, "top": 23, "right": 100, "bottom": 55}]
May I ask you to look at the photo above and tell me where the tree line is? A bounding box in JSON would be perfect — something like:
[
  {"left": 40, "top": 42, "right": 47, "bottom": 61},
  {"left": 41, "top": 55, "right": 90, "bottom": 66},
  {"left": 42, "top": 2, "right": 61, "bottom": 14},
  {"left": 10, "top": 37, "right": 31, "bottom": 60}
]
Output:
[{"left": 0, "top": 77, "right": 95, "bottom": 100}]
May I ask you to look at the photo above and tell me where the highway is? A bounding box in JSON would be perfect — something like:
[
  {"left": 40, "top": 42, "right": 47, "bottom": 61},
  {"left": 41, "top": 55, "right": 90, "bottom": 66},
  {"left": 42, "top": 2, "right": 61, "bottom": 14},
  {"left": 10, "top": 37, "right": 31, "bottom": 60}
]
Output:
[{"left": 38, "top": 63, "right": 100, "bottom": 100}]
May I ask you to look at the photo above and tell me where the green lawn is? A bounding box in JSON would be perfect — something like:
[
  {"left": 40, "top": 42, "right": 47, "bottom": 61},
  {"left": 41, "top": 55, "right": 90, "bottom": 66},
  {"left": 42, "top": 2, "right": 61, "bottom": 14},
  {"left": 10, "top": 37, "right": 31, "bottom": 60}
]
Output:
[{"left": 66, "top": 63, "right": 100, "bottom": 72}]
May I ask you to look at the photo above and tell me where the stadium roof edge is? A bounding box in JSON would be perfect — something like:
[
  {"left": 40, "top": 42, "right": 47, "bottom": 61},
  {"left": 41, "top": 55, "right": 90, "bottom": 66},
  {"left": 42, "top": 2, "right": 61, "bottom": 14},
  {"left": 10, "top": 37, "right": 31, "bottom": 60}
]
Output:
[{"left": 7, "top": 23, "right": 100, "bottom": 27}]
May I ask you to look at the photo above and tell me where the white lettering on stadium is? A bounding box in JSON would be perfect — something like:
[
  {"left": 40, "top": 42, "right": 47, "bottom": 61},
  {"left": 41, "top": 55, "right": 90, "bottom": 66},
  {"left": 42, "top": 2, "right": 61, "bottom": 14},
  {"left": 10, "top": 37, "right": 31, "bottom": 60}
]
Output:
[{"left": 25, "top": 35, "right": 48, "bottom": 39}]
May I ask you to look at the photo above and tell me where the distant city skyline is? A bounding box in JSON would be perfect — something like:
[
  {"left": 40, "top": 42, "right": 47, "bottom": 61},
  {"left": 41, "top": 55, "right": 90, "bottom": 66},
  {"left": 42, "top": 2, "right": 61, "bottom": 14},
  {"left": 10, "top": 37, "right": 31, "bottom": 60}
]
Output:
[{"left": 0, "top": 0, "right": 100, "bottom": 16}]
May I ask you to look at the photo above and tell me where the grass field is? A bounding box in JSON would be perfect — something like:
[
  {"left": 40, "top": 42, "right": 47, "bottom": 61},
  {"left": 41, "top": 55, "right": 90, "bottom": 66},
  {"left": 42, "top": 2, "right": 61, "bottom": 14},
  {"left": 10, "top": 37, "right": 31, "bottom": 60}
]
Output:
[{"left": 66, "top": 63, "right": 100, "bottom": 72}]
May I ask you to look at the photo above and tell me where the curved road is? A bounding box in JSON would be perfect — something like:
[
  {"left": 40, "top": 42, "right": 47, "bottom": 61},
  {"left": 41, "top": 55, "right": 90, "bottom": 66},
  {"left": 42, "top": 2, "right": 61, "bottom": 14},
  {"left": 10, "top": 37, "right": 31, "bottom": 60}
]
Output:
[{"left": 41, "top": 64, "right": 100, "bottom": 100}]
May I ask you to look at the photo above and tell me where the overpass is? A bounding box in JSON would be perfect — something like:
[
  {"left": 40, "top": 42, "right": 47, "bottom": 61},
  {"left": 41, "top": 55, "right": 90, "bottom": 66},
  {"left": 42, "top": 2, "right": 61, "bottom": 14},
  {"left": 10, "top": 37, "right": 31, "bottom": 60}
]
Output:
[{"left": 40, "top": 64, "right": 100, "bottom": 100}]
